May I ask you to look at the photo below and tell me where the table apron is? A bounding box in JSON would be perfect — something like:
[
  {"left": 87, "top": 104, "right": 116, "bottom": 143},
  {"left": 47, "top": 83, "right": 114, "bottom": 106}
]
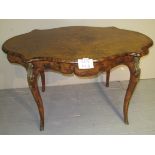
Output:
[{"left": 24, "top": 55, "right": 135, "bottom": 77}]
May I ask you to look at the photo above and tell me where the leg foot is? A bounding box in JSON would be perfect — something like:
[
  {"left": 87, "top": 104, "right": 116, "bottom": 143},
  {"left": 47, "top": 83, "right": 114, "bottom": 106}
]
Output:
[
  {"left": 40, "top": 121, "right": 44, "bottom": 131},
  {"left": 124, "top": 118, "right": 129, "bottom": 125}
]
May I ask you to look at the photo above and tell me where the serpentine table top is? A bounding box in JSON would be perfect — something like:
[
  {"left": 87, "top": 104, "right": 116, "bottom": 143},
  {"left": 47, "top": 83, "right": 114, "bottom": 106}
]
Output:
[
  {"left": 2, "top": 26, "right": 153, "bottom": 131},
  {"left": 3, "top": 26, "right": 152, "bottom": 62}
]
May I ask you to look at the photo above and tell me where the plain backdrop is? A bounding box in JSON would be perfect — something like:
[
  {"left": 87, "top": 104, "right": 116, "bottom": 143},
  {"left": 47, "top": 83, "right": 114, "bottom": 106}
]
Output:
[{"left": 0, "top": 19, "right": 155, "bottom": 90}]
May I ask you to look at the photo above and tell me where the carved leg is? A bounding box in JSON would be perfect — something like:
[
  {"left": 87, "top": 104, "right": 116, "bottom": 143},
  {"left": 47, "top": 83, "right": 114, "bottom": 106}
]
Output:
[
  {"left": 27, "top": 63, "right": 44, "bottom": 131},
  {"left": 123, "top": 56, "right": 141, "bottom": 124},
  {"left": 40, "top": 71, "right": 45, "bottom": 92},
  {"left": 106, "top": 70, "right": 110, "bottom": 87}
]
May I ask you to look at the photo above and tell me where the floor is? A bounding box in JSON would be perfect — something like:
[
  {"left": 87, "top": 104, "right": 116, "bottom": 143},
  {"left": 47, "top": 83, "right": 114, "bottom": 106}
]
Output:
[{"left": 0, "top": 79, "right": 155, "bottom": 135}]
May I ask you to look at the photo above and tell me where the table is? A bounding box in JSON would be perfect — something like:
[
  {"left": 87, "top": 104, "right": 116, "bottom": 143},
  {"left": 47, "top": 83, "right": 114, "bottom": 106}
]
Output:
[{"left": 2, "top": 26, "right": 153, "bottom": 131}]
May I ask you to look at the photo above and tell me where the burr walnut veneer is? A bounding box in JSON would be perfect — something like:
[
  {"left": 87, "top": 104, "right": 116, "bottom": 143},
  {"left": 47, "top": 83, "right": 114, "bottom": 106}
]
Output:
[{"left": 2, "top": 26, "right": 153, "bottom": 130}]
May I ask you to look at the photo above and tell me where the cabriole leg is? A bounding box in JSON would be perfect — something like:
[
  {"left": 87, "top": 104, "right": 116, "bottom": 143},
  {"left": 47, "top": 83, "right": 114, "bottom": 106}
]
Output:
[
  {"left": 27, "top": 63, "right": 44, "bottom": 131},
  {"left": 106, "top": 70, "right": 110, "bottom": 87},
  {"left": 123, "top": 56, "right": 141, "bottom": 124}
]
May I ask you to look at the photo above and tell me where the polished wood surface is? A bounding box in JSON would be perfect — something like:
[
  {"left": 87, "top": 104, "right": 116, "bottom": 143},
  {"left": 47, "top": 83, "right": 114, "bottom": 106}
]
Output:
[
  {"left": 2, "top": 26, "right": 153, "bottom": 131},
  {"left": 2, "top": 26, "right": 152, "bottom": 62}
]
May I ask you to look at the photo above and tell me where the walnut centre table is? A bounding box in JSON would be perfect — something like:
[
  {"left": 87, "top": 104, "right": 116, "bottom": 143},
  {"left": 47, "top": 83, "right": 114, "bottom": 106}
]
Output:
[{"left": 2, "top": 26, "right": 153, "bottom": 131}]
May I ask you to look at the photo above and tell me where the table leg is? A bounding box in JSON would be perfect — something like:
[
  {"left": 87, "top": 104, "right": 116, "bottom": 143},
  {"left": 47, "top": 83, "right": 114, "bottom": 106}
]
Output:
[
  {"left": 40, "top": 71, "right": 45, "bottom": 92},
  {"left": 106, "top": 70, "right": 110, "bottom": 87},
  {"left": 123, "top": 56, "right": 141, "bottom": 124},
  {"left": 27, "top": 63, "right": 44, "bottom": 131}
]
